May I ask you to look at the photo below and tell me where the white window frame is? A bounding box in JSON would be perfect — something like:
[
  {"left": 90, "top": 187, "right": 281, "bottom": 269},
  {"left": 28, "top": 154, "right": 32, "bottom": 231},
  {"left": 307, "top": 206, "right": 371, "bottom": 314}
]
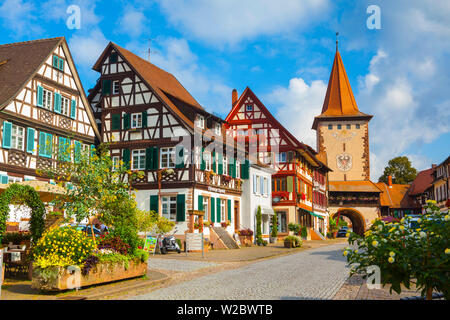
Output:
[
  {"left": 264, "top": 177, "right": 268, "bottom": 196},
  {"left": 61, "top": 96, "right": 70, "bottom": 117},
  {"left": 220, "top": 199, "right": 226, "bottom": 222},
  {"left": 276, "top": 152, "right": 287, "bottom": 163},
  {"left": 161, "top": 196, "right": 177, "bottom": 222},
  {"left": 246, "top": 104, "right": 253, "bottom": 111},
  {"left": 203, "top": 197, "right": 209, "bottom": 221},
  {"left": 196, "top": 115, "right": 205, "bottom": 129},
  {"left": 42, "top": 88, "right": 53, "bottom": 110},
  {"left": 8, "top": 176, "right": 23, "bottom": 184},
  {"left": 131, "top": 113, "right": 143, "bottom": 129},
  {"left": 112, "top": 156, "right": 120, "bottom": 171},
  {"left": 223, "top": 156, "right": 228, "bottom": 176},
  {"left": 160, "top": 147, "right": 175, "bottom": 169},
  {"left": 253, "top": 175, "right": 258, "bottom": 194},
  {"left": 236, "top": 160, "right": 240, "bottom": 179},
  {"left": 132, "top": 149, "right": 146, "bottom": 170},
  {"left": 204, "top": 152, "right": 211, "bottom": 171},
  {"left": 215, "top": 123, "right": 221, "bottom": 135},
  {"left": 113, "top": 80, "right": 120, "bottom": 95},
  {"left": 11, "top": 124, "right": 25, "bottom": 151}
]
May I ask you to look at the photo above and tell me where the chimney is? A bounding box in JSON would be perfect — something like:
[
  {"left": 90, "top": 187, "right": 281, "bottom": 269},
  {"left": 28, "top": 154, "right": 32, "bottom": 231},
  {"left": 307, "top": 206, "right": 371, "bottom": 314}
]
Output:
[
  {"left": 232, "top": 89, "right": 238, "bottom": 107},
  {"left": 388, "top": 175, "right": 393, "bottom": 188},
  {"left": 432, "top": 164, "right": 437, "bottom": 168}
]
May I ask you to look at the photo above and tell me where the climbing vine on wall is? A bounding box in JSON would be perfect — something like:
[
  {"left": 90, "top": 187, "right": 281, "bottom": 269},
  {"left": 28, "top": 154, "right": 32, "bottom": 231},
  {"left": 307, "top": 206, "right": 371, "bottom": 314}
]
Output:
[{"left": 0, "top": 184, "right": 46, "bottom": 245}]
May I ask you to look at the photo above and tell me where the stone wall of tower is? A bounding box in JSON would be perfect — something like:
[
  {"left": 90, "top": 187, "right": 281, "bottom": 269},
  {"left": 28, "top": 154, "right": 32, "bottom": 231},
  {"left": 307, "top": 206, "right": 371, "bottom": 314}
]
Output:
[{"left": 317, "top": 120, "right": 370, "bottom": 181}]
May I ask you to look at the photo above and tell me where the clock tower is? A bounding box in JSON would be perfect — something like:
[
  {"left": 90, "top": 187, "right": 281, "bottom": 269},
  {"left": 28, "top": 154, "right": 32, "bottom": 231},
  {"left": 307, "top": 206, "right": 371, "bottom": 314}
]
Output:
[{"left": 312, "top": 48, "right": 373, "bottom": 181}]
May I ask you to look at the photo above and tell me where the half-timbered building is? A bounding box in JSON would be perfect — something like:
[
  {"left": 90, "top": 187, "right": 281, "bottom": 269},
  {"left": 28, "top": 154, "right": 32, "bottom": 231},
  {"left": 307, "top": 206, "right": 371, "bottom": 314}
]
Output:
[
  {"left": 225, "top": 87, "right": 331, "bottom": 239},
  {"left": 88, "top": 43, "right": 246, "bottom": 246},
  {"left": 0, "top": 37, "right": 99, "bottom": 184}
]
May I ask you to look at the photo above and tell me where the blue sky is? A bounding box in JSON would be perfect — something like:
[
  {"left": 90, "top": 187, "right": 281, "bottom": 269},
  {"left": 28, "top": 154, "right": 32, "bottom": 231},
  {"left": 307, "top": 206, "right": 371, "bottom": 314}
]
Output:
[{"left": 0, "top": 0, "right": 449, "bottom": 180}]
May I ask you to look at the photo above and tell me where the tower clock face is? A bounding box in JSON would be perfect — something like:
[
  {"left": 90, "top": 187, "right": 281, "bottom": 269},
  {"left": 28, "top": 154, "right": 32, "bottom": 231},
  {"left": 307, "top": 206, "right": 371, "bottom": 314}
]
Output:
[{"left": 336, "top": 153, "right": 352, "bottom": 172}]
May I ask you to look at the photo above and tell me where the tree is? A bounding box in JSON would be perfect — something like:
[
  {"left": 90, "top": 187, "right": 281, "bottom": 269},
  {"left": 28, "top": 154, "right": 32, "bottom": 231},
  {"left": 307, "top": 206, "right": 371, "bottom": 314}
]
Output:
[
  {"left": 378, "top": 156, "right": 417, "bottom": 184},
  {"left": 271, "top": 213, "right": 278, "bottom": 238},
  {"left": 256, "top": 206, "right": 263, "bottom": 244}
]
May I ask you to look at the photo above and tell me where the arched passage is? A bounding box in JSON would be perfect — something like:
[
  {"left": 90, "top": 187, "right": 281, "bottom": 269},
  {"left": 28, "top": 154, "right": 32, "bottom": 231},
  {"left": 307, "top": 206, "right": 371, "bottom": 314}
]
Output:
[
  {"left": 332, "top": 208, "right": 366, "bottom": 236},
  {"left": 0, "top": 183, "right": 46, "bottom": 244}
]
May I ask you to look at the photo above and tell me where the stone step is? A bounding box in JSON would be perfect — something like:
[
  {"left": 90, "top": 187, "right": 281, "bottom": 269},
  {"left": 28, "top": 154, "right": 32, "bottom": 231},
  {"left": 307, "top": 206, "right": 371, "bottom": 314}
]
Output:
[{"left": 213, "top": 227, "right": 240, "bottom": 249}]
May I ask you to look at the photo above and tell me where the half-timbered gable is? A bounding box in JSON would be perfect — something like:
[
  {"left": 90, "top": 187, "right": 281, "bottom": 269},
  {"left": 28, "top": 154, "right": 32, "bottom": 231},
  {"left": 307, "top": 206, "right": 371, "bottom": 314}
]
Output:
[
  {"left": 0, "top": 37, "right": 100, "bottom": 183},
  {"left": 226, "top": 87, "right": 330, "bottom": 238},
  {"left": 89, "top": 43, "right": 244, "bottom": 241}
]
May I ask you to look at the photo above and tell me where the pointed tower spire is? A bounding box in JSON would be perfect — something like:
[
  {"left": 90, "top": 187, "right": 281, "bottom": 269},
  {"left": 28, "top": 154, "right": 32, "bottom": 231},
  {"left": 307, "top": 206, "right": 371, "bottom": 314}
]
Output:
[{"left": 312, "top": 36, "right": 372, "bottom": 129}]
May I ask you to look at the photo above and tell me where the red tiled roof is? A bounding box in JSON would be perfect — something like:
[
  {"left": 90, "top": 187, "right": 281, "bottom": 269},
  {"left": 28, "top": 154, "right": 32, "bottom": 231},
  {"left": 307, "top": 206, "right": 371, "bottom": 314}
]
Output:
[
  {"left": 329, "top": 180, "right": 382, "bottom": 193},
  {"left": 376, "top": 182, "right": 418, "bottom": 208},
  {"left": 409, "top": 167, "right": 435, "bottom": 195}
]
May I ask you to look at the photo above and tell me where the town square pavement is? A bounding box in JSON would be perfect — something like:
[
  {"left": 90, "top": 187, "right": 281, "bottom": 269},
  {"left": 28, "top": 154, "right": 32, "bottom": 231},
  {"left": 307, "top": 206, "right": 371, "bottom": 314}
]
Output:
[{"left": 129, "top": 243, "right": 349, "bottom": 300}]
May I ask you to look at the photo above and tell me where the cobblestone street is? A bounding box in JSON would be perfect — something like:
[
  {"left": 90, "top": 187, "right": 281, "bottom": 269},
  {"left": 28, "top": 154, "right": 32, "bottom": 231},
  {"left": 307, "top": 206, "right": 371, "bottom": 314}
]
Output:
[{"left": 129, "top": 243, "right": 349, "bottom": 300}]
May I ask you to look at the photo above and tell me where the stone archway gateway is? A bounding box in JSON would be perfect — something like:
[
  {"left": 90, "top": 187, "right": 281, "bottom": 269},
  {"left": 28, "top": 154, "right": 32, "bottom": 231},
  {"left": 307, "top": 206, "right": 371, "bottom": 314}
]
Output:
[
  {"left": 332, "top": 208, "right": 366, "bottom": 236},
  {"left": 0, "top": 183, "right": 46, "bottom": 244}
]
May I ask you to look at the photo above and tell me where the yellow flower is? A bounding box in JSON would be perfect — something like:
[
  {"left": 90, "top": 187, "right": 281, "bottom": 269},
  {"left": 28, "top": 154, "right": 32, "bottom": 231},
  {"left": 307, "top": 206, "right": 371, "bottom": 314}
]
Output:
[
  {"left": 389, "top": 227, "right": 396, "bottom": 233},
  {"left": 388, "top": 257, "right": 395, "bottom": 263},
  {"left": 343, "top": 251, "right": 348, "bottom": 256},
  {"left": 372, "top": 240, "right": 379, "bottom": 247},
  {"left": 389, "top": 251, "right": 395, "bottom": 257},
  {"left": 445, "top": 248, "right": 450, "bottom": 255}
]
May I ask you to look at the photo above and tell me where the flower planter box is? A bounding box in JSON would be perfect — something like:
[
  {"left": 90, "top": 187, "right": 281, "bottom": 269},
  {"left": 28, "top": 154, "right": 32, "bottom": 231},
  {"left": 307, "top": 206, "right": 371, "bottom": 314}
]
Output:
[
  {"left": 239, "top": 235, "right": 253, "bottom": 247},
  {"left": 284, "top": 240, "right": 294, "bottom": 248},
  {"left": 31, "top": 260, "right": 147, "bottom": 291}
]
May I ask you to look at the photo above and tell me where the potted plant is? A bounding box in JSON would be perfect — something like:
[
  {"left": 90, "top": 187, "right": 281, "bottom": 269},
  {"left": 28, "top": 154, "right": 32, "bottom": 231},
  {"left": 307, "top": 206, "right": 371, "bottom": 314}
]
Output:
[
  {"left": 284, "top": 235, "right": 302, "bottom": 248},
  {"left": 238, "top": 228, "right": 253, "bottom": 247},
  {"left": 270, "top": 214, "right": 278, "bottom": 243},
  {"left": 288, "top": 223, "right": 300, "bottom": 236}
]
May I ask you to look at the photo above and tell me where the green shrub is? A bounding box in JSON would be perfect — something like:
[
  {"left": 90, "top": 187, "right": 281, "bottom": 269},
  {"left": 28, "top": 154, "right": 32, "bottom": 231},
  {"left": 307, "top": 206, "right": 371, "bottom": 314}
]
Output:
[
  {"left": 284, "top": 235, "right": 302, "bottom": 247},
  {"left": 176, "top": 238, "right": 182, "bottom": 249},
  {"left": 134, "top": 249, "right": 149, "bottom": 263},
  {"left": 288, "top": 223, "right": 300, "bottom": 235},
  {"left": 271, "top": 214, "right": 278, "bottom": 238},
  {"left": 301, "top": 226, "right": 308, "bottom": 239}
]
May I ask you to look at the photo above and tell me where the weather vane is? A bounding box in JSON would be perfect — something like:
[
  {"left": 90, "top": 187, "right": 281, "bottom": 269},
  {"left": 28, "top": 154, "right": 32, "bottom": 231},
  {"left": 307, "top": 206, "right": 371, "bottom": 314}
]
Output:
[{"left": 336, "top": 32, "right": 339, "bottom": 51}]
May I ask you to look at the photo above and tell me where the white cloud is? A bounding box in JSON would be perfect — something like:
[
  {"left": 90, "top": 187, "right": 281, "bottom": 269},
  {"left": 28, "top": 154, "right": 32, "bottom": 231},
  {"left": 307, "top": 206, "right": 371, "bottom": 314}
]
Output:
[
  {"left": 41, "top": 0, "right": 101, "bottom": 27},
  {"left": 155, "top": 0, "right": 330, "bottom": 45},
  {"left": 125, "top": 37, "right": 232, "bottom": 116},
  {"left": 69, "top": 28, "right": 109, "bottom": 74},
  {"left": 118, "top": 8, "right": 148, "bottom": 38},
  {"left": 267, "top": 77, "right": 327, "bottom": 148},
  {"left": 0, "top": 0, "right": 41, "bottom": 37}
]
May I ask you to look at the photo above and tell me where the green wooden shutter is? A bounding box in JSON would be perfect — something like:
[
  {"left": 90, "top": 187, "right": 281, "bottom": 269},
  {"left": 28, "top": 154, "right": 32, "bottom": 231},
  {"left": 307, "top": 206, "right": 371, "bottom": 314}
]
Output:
[
  {"left": 152, "top": 147, "right": 159, "bottom": 170},
  {"left": 227, "top": 199, "right": 232, "bottom": 221},
  {"left": 44, "top": 133, "right": 53, "bottom": 158},
  {"left": 142, "top": 111, "right": 147, "bottom": 128},
  {"left": 36, "top": 86, "right": 44, "bottom": 107},
  {"left": 111, "top": 113, "right": 121, "bottom": 130},
  {"left": 102, "top": 79, "right": 111, "bottom": 95},
  {"left": 150, "top": 195, "right": 159, "bottom": 214},
  {"left": 26, "top": 128, "right": 35, "bottom": 153},
  {"left": 2, "top": 121, "right": 12, "bottom": 149},
  {"left": 53, "top": 55, "right": 59, "bottom": 68},
  {"left": 198, "top": 195, "right": 203, "bottom": 211},
  {"left": 54, "top": 92, "right": 61, "bottom": 113},
  {"left": 230, "top": 158, "right": 236, "bottom": 178},
  {"left": 123, "top": 148, "right": 130, "bottom": 169},
  {"left": 145, "top": 147, "right": 152, "bottom": 170},
  {"left": 176, "top": 194, "right": 186, "bottom": 222},
  {"left": 212, "top": 151, "right": 216, "bottom": 173},
  {"left": 200, "top": 148, "right": 206, "bottom": 170},
  {"left": 241, "top": 159, "right": 250, "bottom": 179},
  {"left": 216, "top": 198, "right": 221, "bottom": 222},
  {"left": 287, "top": 176, "right": 294, "bottom": 193},
  {"left": 123, "top": 113, "right": 130, "bottom": 130},
  {"left": 58, "top": 57, "right": 64, "bottom": 71},
  {"left": 218, "top": 153, "right": 223, "bottom": 175},
  {"left": 38, "top": 132, "right": 46, "bottom": 156},
  {"left": 70, "top": 99, "right": 76, "bottom": 119},
  {"left": 74, "top": 140, "right": 81, "bottom": 163},
  {"left": 175, "top": 145, "right": 184, "bottom": 169},
  {"left": 210, "top": 198, "right": 215, "bottom": 222},
  {"left": 1, "top": 175, "right": 8, "bottom": 184}
]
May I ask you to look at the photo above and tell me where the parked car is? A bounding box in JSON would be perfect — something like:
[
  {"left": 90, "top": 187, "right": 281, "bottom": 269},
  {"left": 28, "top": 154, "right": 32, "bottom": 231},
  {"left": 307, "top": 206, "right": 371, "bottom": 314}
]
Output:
[
  {"left": 336, "top": 226, "right": 349, "bottom": 237},
  {"left": 60, "top": 223, "right": 102, "bottom": 237}
]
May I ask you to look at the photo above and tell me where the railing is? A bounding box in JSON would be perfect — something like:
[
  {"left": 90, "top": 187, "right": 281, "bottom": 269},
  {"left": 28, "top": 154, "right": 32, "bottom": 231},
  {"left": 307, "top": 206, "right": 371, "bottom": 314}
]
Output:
[{"left": 195, "top": 169, "right": 242, "bottom": 191}]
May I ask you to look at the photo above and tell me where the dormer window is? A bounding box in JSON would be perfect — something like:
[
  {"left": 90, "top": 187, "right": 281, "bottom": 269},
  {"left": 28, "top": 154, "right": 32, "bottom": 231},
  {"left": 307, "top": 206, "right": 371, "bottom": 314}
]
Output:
[
  {"left": 196, "top": 115, "right": 205, "bottom": 129},
  {"left": 246, "top": 104, "right": 253, "bottom": 111},
  {"left": 215, "top": 123, "right": 221, "bottom": 135}
]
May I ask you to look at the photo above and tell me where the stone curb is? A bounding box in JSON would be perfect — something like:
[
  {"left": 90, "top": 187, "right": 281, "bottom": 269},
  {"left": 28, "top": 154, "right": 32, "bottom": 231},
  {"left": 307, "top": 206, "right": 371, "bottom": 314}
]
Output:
[{"left": 59, "top": 272, "right": 171, "bottom": 300}]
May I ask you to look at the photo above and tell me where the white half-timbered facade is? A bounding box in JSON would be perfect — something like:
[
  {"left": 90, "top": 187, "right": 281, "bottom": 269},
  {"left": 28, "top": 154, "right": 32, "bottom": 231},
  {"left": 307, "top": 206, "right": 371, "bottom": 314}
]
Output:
[
  {"left": 88, "top": 43, "right": 246, "bottom": 245},
  {"left": 0, "top": 37, "right": 100, "bottom": 185}
]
